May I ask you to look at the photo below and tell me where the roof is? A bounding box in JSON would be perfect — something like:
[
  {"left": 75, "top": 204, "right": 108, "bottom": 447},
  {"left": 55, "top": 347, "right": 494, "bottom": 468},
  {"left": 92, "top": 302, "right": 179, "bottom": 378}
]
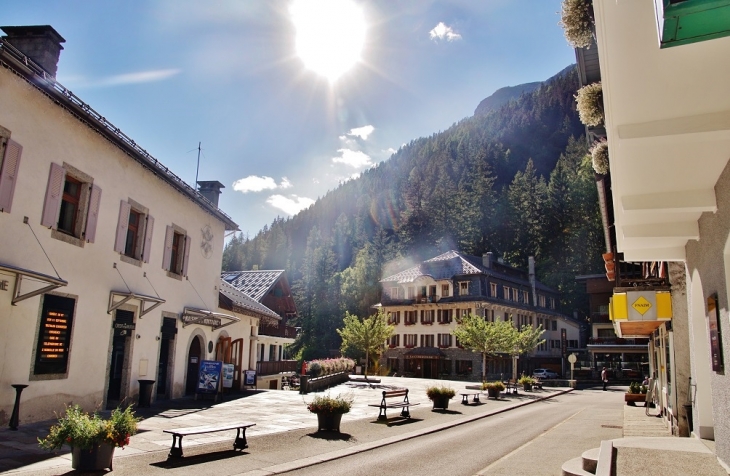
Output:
[
  {"left": 218, "top": 279, "right": 280, "bottom": 321},
  {"left": 221, "top": 270, "right": 285, "bottom": 302},
  {"left": 0, "top": 37, "right": 238, "bottom": 231},
  {"left": 381, "top": 250, "right": 554, "bottom": 292}
]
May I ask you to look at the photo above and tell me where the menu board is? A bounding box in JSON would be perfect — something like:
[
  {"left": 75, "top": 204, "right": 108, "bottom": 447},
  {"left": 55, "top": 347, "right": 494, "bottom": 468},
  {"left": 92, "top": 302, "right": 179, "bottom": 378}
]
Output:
[{"left": 35, "top": 295, "right": 75, "bottom": 375}]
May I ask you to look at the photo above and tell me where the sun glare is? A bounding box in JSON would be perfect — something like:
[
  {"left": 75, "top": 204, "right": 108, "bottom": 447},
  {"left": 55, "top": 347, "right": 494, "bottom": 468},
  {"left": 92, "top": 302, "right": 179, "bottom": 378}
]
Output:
[{"left": 290, "top": 0, "right": 366, "bottom": 82}]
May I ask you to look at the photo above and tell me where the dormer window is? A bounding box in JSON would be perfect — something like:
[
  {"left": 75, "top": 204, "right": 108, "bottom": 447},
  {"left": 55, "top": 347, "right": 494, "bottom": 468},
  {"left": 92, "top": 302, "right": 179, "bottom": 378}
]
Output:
[{"left": 459, "top": 282, "right": 469, "bottom": 296}]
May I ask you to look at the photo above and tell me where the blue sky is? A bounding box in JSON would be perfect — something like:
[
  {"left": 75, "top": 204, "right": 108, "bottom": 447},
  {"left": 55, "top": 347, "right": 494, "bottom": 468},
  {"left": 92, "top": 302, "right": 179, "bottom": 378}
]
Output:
[{"left": 3, "top": 1, "right": 575, "bottom": 237}]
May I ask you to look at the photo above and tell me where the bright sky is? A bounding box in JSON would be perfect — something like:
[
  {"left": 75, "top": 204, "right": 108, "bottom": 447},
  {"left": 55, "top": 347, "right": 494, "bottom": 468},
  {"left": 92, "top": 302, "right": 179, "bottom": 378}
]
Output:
[{"left": 3, "top": 1, "right": 575, "bottom": 236}]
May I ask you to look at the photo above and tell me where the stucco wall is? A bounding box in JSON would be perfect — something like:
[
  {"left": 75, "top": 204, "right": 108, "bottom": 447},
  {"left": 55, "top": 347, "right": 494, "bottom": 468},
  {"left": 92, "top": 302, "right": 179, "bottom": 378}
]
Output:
[
  {"left": 0, "top": 67, "right": 234, "bottom": 423},
  {"left": 686, "top": 157, "right": 730, "bottom": 462}
]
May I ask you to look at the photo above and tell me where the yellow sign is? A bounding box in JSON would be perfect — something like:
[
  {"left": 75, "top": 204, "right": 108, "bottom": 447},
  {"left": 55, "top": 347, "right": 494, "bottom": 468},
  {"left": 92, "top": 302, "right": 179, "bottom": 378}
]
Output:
[{"left": 632, "top": 296, "right": 652, "bottom": 315}]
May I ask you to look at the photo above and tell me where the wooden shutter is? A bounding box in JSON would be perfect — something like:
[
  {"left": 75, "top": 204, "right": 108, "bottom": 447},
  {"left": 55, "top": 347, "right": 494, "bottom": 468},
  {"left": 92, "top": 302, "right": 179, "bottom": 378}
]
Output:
[
  {"left": 162, "top": 225, "right": 173, "bottom": 271},
  {"left": 84, "top": 184, "right": 102, "bottom": 243},
  {"left": 182, "top": 235, "right": 191, "bottom": 277},
  {"left": 41, "top": 163, "right": 65, "bottom": 227},
  {"left": 142, "top": 215, "right": 154, "bottom": 263},
  {"left": 114, "top": 200, "right": 131, "bottom": 253},
  {"left": 0, "top": 139, "right": 22, "bottom": 212}
]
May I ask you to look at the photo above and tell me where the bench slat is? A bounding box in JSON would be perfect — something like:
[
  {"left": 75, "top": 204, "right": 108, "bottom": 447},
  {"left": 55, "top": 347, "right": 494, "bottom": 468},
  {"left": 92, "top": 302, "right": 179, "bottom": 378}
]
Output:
[{"left": 164, "top": 422, "right": 256, "bottom": 436}]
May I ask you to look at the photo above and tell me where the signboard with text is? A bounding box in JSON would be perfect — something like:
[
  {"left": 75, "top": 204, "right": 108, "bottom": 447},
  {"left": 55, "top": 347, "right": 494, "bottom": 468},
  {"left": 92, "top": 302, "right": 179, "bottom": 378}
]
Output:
[
  {"left": 197, "top": 360, "right": 222, "bottom": 394},
  {"left": 244, "top": 370, "right": 256, "bottom": 387},
  {"left": 222, "top": 363, "right": 234, "bottom": 388}
]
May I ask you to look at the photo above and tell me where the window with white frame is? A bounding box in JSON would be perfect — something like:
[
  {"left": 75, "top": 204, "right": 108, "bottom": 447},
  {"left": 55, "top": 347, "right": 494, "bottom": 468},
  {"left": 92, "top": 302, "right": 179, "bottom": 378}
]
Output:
[
  {"left": 390, "top": 287, "right": 400, "bottom": 299},
  {"left": 0, "top": 132, "right": 22, "bottom": 213},
  {"left": 163, "top": 224, "right": 190, "bottom": 277},
  {"left": 41, "top": 162, "right": 102, "bottom": 246},
  {"left": 550, "top": 297, "right": 556, "bottom": 309},
  {"left": 437, "top": 333, "right": 452, "bottom": 348},
  {"left": 420, "top": 334, "right": 435, "bottom": 347},
  {"left": 437, "top": 309, "right": 452, "bottom": 324},
  {"left": 405, "top": 311, "right": 417, "bottom": 325},
  {"left": 114, "top": 199, "right": 154, "bottom": 263},
  {"left": 490, "top": 282, "right": 497, "bottom": 297},
  {"left": 503, "top": 285, "right": 509, "bottom": 300},
  {"left": 388, "top": 311, "right": 401, "bottom": 324},
  {"left": 459, "top": 281, "right": 469, "bottom": 296},
  {"left": 538, "top": 295, "right": 546, "bottom": 307},
  {"left": 421, "top": 310, "right": 434, "bottom": 324},
  {"left": 441, "top": 284, "right": 450, "bottom": 297},
  {"left": 407, "top": 287, "right": 415, "bottom": 299},
  {"left": 404, "top": 334, "right": 417, "bottom": 348},
  {"left": 522, "top": 290, "right": 529, "bottom": 304},
  {"left": 389, "top": 334, "right": 400, "bottom": 348}
]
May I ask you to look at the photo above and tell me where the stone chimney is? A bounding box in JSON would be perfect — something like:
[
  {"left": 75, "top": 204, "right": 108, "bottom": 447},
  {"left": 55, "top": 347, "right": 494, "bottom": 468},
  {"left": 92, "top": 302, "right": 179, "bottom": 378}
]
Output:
[
  {"left": 0, "top": 25, "right": 65, "bottom": 78},
  {"left": 528, "top": 256, "right": 537, "bottom": 306},
  {"left": 197, "top": 180, "right": 225, "bottom": 207},
  {"left": 482, "top": 252, "right": 494, "bottom": 268}
]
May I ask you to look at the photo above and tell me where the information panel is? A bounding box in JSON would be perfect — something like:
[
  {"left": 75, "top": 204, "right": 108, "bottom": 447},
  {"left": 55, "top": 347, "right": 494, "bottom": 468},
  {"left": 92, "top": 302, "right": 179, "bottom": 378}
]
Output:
[
  {"left": 222, "top": 363, "right": 234, "bottom": 388},
  {"left": 197, "top": 360, "right": 222, "bottom": 394}
]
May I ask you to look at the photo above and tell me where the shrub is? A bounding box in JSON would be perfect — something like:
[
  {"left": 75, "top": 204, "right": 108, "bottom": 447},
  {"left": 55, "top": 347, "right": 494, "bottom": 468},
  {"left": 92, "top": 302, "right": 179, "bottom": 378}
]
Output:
[
  {"left": 482, "top": 381, "right": 506, "bottom": 391},
  {"left": 518, "top": 375, "right": 536, "bottom": 385},
  {"left": 426, "top": 386, "right": 456, "bottom": 401},
  {"left": 305, "top": 358, "right": 356, "bottom": 377},
  {"left": 559, "top": 0, "right": 595, "bottom": 48},
  {"left": 575, "top": 82, "right": 604, "bottom": 127},
  {"left": 306, "top": 393, "right": 353, "bottom": 414},
  {"left": 307, "top": 362, "right": 322, "bottom": 377},
  {"left": 629, "top": 382, "right": 642, "bottom": 394},
  {"left": 38, "top": 405, "right": 139, "bottom": 451},
  {"left": 591, "top": 140, "right": 609, "bottom": 175}
]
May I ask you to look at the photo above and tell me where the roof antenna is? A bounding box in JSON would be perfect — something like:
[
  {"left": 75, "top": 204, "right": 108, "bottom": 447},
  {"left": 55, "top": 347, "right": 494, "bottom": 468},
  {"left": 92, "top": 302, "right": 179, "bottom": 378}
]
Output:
[{"left": 194, "top": 141, "right": 201, "bottom": 191}]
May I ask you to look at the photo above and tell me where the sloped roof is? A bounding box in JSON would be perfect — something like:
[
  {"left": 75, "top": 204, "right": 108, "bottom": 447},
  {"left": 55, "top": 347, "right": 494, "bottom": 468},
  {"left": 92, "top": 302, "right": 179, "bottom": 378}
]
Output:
[
  {"left": 221, "top": 270, "right": 284, "bottom": 302},
  {"left": 219, "top": 279, "right": 280, "bottom": 320}
]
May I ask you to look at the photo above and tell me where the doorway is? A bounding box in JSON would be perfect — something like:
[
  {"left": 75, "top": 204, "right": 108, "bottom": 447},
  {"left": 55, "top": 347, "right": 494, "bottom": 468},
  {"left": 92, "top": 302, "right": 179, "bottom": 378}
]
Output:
[
  {"left": 185, "top": 335, "right": 203, "bottom": 396},
  {"left": 156, "top": 317, "right": 177, "bottom": 399},
  {"left": 231, "top": 338, "right": 244, "bottom": 390},
  {"left": 106, "top": 309, "right": 134, "bottom": 409}
]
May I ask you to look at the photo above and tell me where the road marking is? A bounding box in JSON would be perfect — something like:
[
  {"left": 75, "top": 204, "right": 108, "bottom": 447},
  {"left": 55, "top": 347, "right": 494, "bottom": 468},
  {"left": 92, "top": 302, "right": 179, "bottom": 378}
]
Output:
[{"left": 473, "top": 408, "right": 585, "bottom": 475}]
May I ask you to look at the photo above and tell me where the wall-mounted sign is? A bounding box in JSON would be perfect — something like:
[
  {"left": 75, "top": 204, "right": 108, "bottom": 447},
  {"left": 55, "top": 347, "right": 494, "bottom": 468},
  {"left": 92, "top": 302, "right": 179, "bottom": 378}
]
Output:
[
  {"left": 181, "top": 314, "right": 222, "bottom": 328},
  {"left": 222, "top": 363, "right": 234, "bottom": 388},
  {"left": 561, "top": 328, "right": 567, "bottom": 357},
  {"left": 707, "top": 294, "right": 724, "bottom": 372},
  {"left": 197, "top": 360, "right": 222, "bottom": 394},
  {"left": 114, "top": 322, "right": 136, "bottom": 330}
]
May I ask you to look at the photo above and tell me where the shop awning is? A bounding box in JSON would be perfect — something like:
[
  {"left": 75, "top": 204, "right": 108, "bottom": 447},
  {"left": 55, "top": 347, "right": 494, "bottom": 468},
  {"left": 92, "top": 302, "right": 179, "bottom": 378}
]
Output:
[
  {"left": 404, "top": 347, "right": 447, "bottom": 360},
  {"left": 0, "top": 263, "right": 67, "bottom": 305},
  {"left": 610, "top": 290, "right": 672, "bottom": 338},
  {"left": 181, "top": 307, "right": 240, "bottom": 330},
  {"left": 108, "top": 291, "right": 165, "bottom": 318}
]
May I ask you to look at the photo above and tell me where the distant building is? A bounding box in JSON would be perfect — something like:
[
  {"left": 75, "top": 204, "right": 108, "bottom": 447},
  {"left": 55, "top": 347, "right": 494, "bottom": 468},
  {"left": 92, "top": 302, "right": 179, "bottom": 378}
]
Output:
[{"left": 377, "top": 250, "right": 583, "bottom": 380}]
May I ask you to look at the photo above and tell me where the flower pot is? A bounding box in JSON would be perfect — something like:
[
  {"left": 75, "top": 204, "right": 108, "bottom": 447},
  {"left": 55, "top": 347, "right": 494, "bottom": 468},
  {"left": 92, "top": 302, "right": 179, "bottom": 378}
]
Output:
[
  {"left": 316, "top": 412, "right": 343, "bottom": 432},
  {"left": 71, "top": 444, "right": 115, "bottom": 471},
  {"left": 624, "top": 393, "right": 647, "bottom": 406},
  {"left": 487, "top": 387, "right": 500, "bottom": 399},
  {"left": 522, "top": 383, "right": 533, "bottom": 391},
  {"left": 431, "top": 396, "right": 450, "bottom": 410}
]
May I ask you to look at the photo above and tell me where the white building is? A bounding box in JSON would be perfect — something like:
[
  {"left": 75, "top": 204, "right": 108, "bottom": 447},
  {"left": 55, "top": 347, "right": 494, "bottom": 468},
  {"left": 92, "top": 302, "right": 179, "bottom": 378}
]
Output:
[{"left": 0, "top": 25, "right": 267, "bottom": 423}]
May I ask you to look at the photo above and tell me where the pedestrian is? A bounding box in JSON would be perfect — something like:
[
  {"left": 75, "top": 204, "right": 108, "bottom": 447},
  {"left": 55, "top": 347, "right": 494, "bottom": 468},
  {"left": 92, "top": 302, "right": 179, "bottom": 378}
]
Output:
[{"left": 601, "top": 367, "right": 608, "bottom": 391}]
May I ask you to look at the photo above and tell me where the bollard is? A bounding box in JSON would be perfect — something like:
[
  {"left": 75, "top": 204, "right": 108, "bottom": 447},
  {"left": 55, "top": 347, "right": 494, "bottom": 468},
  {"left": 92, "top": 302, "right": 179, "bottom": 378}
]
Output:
[{"left": 9, "top": 384, "right": 29, "bottom": 430}]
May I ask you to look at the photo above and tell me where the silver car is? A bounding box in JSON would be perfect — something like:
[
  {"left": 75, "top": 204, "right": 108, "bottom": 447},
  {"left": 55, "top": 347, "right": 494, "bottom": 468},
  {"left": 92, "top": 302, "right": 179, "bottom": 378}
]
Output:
[{"left": 532, "top": 368, "right": 559, "bottom": 379}]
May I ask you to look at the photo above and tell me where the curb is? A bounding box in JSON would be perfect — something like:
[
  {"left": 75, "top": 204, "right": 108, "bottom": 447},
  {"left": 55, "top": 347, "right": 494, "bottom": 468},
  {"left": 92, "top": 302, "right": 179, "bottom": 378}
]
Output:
[{"left": 234, "top": 388, "right": 575, "bottom": 475}]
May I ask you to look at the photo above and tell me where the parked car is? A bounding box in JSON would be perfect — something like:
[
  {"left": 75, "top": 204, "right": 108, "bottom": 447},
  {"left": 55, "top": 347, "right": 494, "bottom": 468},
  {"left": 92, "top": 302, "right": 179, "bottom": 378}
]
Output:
[
  {"left": 620, "top": 368, "right": 640, "bottom": 378},
  {"left": 532, "top": 369, "right": 559, "bottom": 379}
]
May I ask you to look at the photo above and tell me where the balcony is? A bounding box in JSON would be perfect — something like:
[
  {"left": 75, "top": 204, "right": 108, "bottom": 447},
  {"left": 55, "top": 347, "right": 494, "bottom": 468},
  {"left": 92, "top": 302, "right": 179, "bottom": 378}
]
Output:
[
  {"left": 258, "top": 322, "right": 298, "bottom": 339},
  {"left": 256, "top": 360, "right": 298, "bottom": 376},
  {"left": 588, "top": 337, "right": 650, "bottom": 346}
]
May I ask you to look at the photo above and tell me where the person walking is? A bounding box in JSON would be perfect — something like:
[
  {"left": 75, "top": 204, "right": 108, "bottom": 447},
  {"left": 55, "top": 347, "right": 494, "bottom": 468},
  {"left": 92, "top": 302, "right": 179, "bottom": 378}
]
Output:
[{"left": 601, "top": 367, "right": 608, "bottom": 391}]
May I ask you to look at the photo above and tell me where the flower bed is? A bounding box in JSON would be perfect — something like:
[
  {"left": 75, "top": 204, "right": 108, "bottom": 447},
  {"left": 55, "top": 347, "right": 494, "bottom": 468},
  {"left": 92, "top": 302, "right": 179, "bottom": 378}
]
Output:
[{"left": 305, "top": 357, "right": 355, "bottom": 378}]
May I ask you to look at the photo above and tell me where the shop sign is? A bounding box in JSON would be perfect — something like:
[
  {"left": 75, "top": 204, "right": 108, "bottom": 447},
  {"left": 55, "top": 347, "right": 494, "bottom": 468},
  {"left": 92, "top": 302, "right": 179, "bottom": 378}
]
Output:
[{"left": 181, "top": 314, "right": 222, "bottom": 328}]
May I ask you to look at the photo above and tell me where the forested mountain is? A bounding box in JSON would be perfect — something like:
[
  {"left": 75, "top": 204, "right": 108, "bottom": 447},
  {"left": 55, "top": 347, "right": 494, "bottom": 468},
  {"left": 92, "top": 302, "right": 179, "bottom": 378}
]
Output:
[
  {"left": 223, "top": 65, "right": 605, "bottom": 360},
  {"left": 473, "top": 81, "right": 541, "bottom": 117}
]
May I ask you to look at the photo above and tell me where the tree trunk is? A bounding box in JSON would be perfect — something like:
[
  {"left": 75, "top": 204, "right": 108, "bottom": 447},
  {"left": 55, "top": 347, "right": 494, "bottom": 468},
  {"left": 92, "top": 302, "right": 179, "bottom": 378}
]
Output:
[
  {"left": 482, "top": 353, "right": 487, "bottom": 382},
  {"left": 365, "top": 349, "right": 369, "bottom": 379}
]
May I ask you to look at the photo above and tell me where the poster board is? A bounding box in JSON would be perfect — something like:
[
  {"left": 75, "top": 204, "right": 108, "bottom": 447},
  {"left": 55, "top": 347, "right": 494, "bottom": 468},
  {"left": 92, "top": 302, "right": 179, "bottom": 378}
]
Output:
[
  {"left": 197, "top": 360, "right": 222, "bottom": 394},
  {"left": 222, "top": 363, "right": 234, "bottom": 389},
  {"left": 244, "top": 369, "right": 257, "bottom": 387},
  {"left": 708, "top": 294, "right": 724, "bottom": 372}
]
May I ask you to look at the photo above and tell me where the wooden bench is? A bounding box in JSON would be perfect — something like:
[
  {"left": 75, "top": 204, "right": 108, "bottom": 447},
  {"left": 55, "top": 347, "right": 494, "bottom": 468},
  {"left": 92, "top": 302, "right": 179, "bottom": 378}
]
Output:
[
  {"left": 368, "top": 389, "right": 419, "bottom": 421},
  {"left": 460, "top": 392, "right": 481, "bottom": 404},
  {"left": 163, "top": 421, "right": 256, "bottom": 458},
  {"left": 504, "top": 380, "right": 518, "bottom": 395}
]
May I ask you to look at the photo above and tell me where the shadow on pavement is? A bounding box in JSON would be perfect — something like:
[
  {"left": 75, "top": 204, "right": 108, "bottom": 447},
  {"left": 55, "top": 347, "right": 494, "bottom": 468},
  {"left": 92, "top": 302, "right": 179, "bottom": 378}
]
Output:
[
  {"left": 431, "top": 409, "right": 463, "bottom": 415},
  {"left": 377, "top": 417, "right": 424, "bottom": 427},
  {"left": 150, "top": 449, "right": 249, "bottom": 468},
  {"left": 305, "top": 431, "right": 354, "bottom": 442}
]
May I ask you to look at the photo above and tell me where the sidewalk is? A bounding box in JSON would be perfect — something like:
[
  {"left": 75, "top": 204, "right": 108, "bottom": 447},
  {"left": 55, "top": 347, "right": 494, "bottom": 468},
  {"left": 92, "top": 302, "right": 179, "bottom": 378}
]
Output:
[{"left": 0, "top": 376, "right": 570, "bottom": 474}]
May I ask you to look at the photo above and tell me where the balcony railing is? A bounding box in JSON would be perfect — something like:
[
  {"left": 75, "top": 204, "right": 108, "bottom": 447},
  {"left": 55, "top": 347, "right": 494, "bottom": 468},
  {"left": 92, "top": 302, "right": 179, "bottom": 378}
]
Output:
[
  {"left": 256, "top": 360, "right": 298, "bottom": 376},
  {"left": 588, "top": 337, "right": 650, "bottom": 346},
  {"left": 258, "top": 323, "right": 298, "bottom": 339}
]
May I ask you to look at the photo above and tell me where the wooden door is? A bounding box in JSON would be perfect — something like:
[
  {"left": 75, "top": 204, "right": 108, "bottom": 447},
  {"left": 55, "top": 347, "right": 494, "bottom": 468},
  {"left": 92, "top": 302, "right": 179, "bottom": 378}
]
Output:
[{"left": 231, "top": 338, "right": 243, "bottom": 390}]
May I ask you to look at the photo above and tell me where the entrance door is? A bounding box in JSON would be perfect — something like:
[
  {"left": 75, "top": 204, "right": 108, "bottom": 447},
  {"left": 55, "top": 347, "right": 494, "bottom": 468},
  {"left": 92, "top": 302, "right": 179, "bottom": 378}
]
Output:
[
  {"left": 106, "top": 310, "right": 134, "bottom": 408},
  {"left": 231, "top": 339, "right": 243, "bottom": 390},
  {"left": 185, "top": 336, "right": 202, "bottom": 396},
  {"left": 423, "top": 359, "right": 434, "bottom": 378},
  {"left": 156, "top": 317, "right": 177, "bottom": 398}
]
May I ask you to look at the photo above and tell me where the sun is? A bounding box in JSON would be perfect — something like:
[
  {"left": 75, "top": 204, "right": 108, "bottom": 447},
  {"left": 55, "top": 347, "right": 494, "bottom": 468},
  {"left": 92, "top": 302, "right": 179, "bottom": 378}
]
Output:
[{"left": 290, "top": 0, "right": 366, "bottom": 82}]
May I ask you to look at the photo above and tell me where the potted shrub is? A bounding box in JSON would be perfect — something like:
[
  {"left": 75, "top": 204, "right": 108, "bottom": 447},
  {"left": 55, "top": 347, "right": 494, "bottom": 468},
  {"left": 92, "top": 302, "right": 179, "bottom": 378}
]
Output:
[
  {"left": 482, "top": 381, "right": 505, "bottom": 399},
  {"left": 38, "top": 404, "right": 139, "bottom": 471},
  {"left": 518, "top": 375, "right": 536, "bottom": 391},
  {"left": 559, "top": 0, "right": 595, "bottom": 48},
  {"left": 625, "top": 382, "right": 647, "bottom": 406},
  {"left": 306, "top": 393, "right": 353, "bottom": 432},
  {"left": 591, "top": 139, "right": 609, "bottom": 175},
  {"left": 426, "top": 386, "right": 456, "bottom": 410},
  {"left": 575, "top": 82, "right": 604, "bottom": 127}
]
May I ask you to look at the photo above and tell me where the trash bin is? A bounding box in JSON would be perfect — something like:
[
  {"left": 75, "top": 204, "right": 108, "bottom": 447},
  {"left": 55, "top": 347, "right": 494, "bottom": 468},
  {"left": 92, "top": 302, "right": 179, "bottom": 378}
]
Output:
[{"left": 138, "top": 380, "right": 156, "bottom": 408}]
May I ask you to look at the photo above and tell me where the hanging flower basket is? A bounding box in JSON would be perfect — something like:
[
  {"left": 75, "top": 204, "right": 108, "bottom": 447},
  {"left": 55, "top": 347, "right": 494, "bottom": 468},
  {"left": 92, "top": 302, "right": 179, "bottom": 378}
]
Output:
[
  {"left": 559, "top": 0, "right": 595, "bottom": 48},
  {"left": 591, "top": 140, "right": 609, "bottom": 175},
  {"left": 576, "top": 82, "right": 604, "bottom": 127}
]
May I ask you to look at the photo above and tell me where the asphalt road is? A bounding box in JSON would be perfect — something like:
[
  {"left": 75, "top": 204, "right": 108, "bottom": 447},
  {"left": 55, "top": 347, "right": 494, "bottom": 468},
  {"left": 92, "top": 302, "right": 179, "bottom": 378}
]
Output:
[{"left": 286, "top": 388, "right": 623, "bottom": 476}]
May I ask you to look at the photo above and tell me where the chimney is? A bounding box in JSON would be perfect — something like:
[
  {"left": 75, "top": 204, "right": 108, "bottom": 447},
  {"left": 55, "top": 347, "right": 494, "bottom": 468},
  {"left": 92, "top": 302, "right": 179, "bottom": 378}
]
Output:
[
  {"left": 482, "top": 252, "right": 493, "bottom": 268},
  {"left": 1, "top": 25, "right": 65, "bottom": 78},
  {"left": 197, "top": 180, "right": 225, "bottom": 207},
  {"left": 528, "top": 256, "right": 537, "bottom": 306}
]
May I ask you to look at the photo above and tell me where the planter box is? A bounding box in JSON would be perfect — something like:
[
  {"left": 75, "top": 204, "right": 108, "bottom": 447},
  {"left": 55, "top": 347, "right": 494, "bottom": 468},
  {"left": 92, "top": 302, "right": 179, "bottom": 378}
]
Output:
[
  {"left": 625, "top": 393, "right": 647, "bottom": 406},
  {"left": 431, "top": 396, "right": 451, "bottom": 410},
  {"left": 316, "top": 412, "right": 343, "bottom": 432},
  {"left": 72, "top": 444, "right": 115, "bottom": 471}
]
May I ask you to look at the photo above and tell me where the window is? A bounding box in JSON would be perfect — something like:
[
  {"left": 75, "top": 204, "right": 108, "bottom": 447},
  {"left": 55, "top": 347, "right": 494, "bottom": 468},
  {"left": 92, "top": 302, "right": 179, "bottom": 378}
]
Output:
[
  {"left": 33, "top": 294, "right": 75, "bottom": 376},
  {"left": 429, "top": 285, "right": 436, "bottom": 297},
  {"left": 0, "top": 135, "right": 22, "bottom": 213},
  {"left": 568, "top": 339, "right": 578, "bottom": 348},
  {"left": 421, "top": 310, "right": 434, "bottom": 325},
  {"left": 407, "top": 287, "right": 415, "bottom": 299},
  {"left": 550, "top": 297, "right": 556, "bottom": 310},
  {"left": 513, "top": 288, "right": 519, "bottom": 301},
  {"left": 490, "top": 283, "right": 497, "bottom": 297},
  {"left": 438, "top": 333, "right": 452, "bottom": 348},
  {"left": 456, "top": 360, "right": 471, "bottom": 374},
  {"left": 459, "top": 282, "right": 469, "bottom": 296},
  {"left": 163, "top": 225, "right": 190, "bottom": 277},
  {"left": 405, "top": 311, "right": 417, "bottom": 325},
  {"left": 522, "top": 290, "right": 529, "bottom": 304},
  {"left": 390, "top": 287, "right": 400, "bottom": 299},
  {"left": 538, "top": 295, "right": 546, "bottom": 307},
  {"left": 389, "top": 334, "right": 400, "bottom": 348},
  {"left": 551, "top": 339, "right": 560, "bottom": 349},
  {"left": 114, "top": 200, "right": 154, "bottom": 263},
  {"left": 388, "top": 311, "right": 401, "bottom": 325},
  {"left": 404, "top": 334, "right": 417, "bottom": 348},
  {"left": 420, "top": 334, "right": 435, "bottom": 347},
  {"left": 552, "top": 320, "right": 557, "bottom": 331},
  {"left": 503, "top": 286, "right": 509, "bottom": 300},
  {"left": 41, "top": 162, "right": 102, "bottom": 245},
  {"left": 437, "top": 309, "right": 452, "bottom": 324},
  {"left": 441, "top": 284, "right": 449, "bottom": 297}
]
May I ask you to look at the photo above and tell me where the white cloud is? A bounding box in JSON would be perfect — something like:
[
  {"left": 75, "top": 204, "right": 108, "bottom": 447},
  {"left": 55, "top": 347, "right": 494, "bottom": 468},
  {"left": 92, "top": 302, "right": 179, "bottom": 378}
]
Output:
[
  {"left": 332, "top": 149, "right": 373, "bottom": 168},
  {"left": 60, "top": 69, "right": 182, "bottom": 88},
  {"left": 429, "top": 22, "right": 462, "bottom": 42},
  {"left": 232, "top": 175, "right": 291, "bottom": 193},
  {"left": 267, "top": 194, "right": 315, "bottom": 215},
  {"left": 383, "top": 147, "right": 397, "bottom": 156},
  {"left": 347, "top": 125, "right": 374, "bottom": 140}
]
